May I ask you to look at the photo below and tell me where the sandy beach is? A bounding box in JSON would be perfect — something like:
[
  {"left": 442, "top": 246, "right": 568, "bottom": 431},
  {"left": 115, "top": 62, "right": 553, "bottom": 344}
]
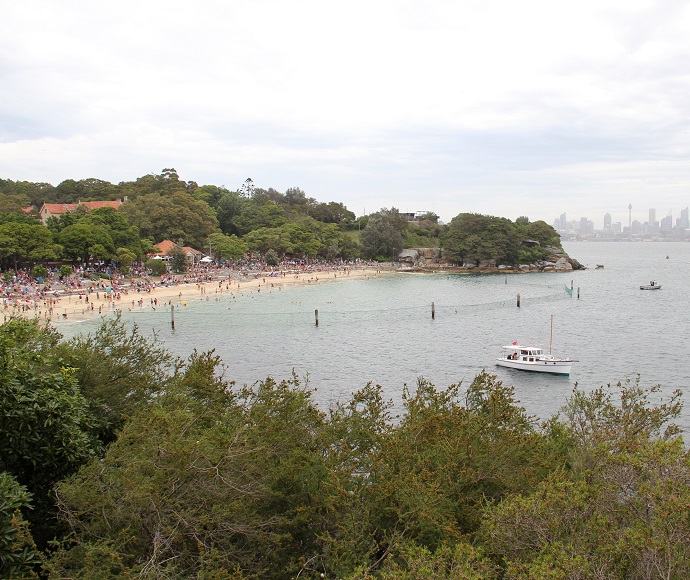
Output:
[{"left": 3, "top": 264, "right": 397, "bottom": 327}]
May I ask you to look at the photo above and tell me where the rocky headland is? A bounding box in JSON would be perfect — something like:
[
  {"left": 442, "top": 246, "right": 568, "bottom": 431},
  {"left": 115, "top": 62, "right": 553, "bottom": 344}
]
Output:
[{"left": 398, "top": 245, "right": 584, "bottom": 273}]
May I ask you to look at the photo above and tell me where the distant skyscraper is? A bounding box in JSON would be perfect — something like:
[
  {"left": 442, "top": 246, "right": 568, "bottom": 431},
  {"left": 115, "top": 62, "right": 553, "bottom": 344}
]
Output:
[
  {"left": 579, "top": 217, "right": 593, "bottom": 234},
  {"left": 628, "top": 204, "right": 632, "bottom": 228},
  {"left": 648, "top": 208, "right": 659, "bottom": 233},
  {"left": 604, "top": 213, "right": 612, "bottom": 229},
  {"left": 560, "top": 212, "right": 567, "bottom": 230},
  {"left": 660, "top": 214, "right": 673, "bottom": 233},
  {"left": 680, "top": 207, "right": 689, "bottom": 230}
]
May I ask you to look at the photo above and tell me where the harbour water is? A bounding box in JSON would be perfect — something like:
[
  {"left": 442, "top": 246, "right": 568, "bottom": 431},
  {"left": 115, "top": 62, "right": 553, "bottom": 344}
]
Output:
[{"left": 60, "top": 242, "right": 690, "bottom": 430}]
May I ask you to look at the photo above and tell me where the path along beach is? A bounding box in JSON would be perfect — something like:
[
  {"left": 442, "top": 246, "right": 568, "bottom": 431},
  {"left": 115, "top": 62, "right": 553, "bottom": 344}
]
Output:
[{"left": 2, "top": 263, "right": 396, "bottom": 327}]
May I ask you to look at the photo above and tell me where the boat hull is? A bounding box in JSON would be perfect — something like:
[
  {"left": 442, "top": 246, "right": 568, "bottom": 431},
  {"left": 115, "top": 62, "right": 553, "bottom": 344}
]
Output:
[
  {"left": 640, "top": 285, "right": 661, "bottom": 290},
  {"left": 496, "top": 358, "right": 572, "bottom": 375}
]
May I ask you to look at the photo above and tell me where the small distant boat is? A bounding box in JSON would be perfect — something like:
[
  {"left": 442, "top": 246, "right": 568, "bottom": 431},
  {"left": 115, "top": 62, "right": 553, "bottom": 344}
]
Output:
[
  {"left": 640, "top": 280, "right": 661, "bottom": 290},
  {"left": 595, "top": 264, "right": 604, "bottom": 269},
  {"left": 640, "top": 281, "right": 661, "bottom": 290},
  {"left": 496, "top": 316, "right": 575, "bottom": 376}
]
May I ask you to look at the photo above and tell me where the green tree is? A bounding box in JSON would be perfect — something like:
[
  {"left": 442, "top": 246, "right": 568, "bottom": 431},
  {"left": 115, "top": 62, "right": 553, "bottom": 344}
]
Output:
[
  {"left": 146, "top": 257, "right": 168, "bottom": 275},
  {"left": 233, "top": 201, "right": 287, "bottom": 236},
  {"left": 0, "top": 222, "right": 60, "bottom": 271},
  {"left": 249, "top": 186, "right": 283, "bottom": 204},
  {"left": 481, "top": 379, "right": 687, "bottom": 578},
  {"left": 194, "top": 184, "right": 231, "bottom": 207},
  {"left": 121, "top": 191, "right": 219, "bottom": 249},
  {"left": 0, "top": 472, "right": 41, "bottom": 577},
  {"left": 348, "top": 540, "right": 497, "bottom": 579},
  {"left": 117, "top": 168, "right": 192, "bottom": 199},
  {"left": 114, "top": 247, "right": 136, "bottom": 273},
  {"left": 326, "top": 231, "right": 361, "bottom": 260},
  {"left": 55, "top": 178, "right": 120, "bottom": 203},
  {"left": 45, "top": 205, "right": 88, "bottom": 235},
  {"left": 59, "top": 222, "right": 115, "bottom": 265},
  {"left": 83, "top": 206, "right": 143, "bottom": 258},
  {"left": 0, "top": 178, "right": 57, "bottom": 208},
  {"left": 442, "top": 213, "right": 519, "bottom": 265},
  {"left": 522, "top": 219, "right": 562, "bottom": 248},
  {"left": 281, "top": 186, "right": 313, "bottom": 220},
  {"left": 308, "top": 201, "right": 356, "bottom": 225},
  {"left": 214, "top": 189, "right": 247, "bottom": 235},
  {"left": 283, "top": 218, "right": 326, "bottom": 257},
  {"left": 367, "top": 372, "right": 553, "bottom": 551},
  {"left": 167, "top": 241, "right": 189, "bottom": 273},
  {"left": 0, "top": 319, "right": 100, "bottom": 546},
  {"left": 0, "top": 211, "right": 41, "bottom": 226},
  {"left": 0, "top": 192, "right": 31, "bottom": 213},
  {"left": 31, "top": 264, "right": 47, "bottom": 279},
  {"left": 244, "top": 227, "right": 292, "bottom": 256},
  {"left": 50, "top": 359, "right": 336, "bottom": 578},
  {"left": 360, "top": 208, "right": 407, "bottom": 260},
  {"left": 56, "top": 318, "right": 178, "bottom": 444},
  {"left": 208, "top": 232, "right": 248, "bottom": 261}
]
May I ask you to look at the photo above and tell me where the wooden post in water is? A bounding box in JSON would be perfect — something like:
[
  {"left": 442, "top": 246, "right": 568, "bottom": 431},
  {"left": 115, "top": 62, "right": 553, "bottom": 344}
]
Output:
[
  {"left": 171, "top": 304, "right": 175, "bottom": 330},
  {"left": 432, "top": 302, "right": 435, "bottom": 319},
  {"left": 577, "top": 287, "right": 580, "bottom": 300},
  {"left": 517, "top": 293, "right": 521, "bottom": 308},
  {"left": 571, "top": 280, "right": 574, "bottom": 291},
  {"left": 315, "top": 309, "right": 319, "bottom": 327}
]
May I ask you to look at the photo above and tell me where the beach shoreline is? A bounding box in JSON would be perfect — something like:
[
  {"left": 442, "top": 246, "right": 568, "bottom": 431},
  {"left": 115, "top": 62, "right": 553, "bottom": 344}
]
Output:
[{"left": 3, "top": 264, "right": 398, "bottom": 327}]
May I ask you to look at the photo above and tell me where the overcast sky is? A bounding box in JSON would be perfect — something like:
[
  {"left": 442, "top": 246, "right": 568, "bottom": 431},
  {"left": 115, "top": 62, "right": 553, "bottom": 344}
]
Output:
[{"left": 2, "top": 0, "right": 689, "bottom": 227}]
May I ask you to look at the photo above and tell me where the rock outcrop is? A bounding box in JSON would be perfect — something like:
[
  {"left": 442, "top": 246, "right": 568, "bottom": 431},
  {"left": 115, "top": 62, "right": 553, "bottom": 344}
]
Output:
[{"left": 398, "top": 242, "right": 584, "bottom": 272}]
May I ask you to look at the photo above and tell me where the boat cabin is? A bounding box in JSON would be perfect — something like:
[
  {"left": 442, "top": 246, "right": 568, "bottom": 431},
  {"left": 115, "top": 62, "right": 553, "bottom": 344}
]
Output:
[{"left": 504, "top": 346, "right": 544, "bottom": 361}]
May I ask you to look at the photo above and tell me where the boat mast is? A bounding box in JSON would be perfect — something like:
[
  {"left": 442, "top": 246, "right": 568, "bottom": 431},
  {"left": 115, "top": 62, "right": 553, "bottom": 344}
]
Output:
[{"left": 550, "top": 315, "right": 553, "bottom": 355}]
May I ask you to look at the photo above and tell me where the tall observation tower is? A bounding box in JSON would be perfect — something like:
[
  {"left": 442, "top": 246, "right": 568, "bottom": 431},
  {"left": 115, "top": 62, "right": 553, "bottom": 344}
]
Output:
[{"left": 628, "top": 204, "right": 632, "bottom": 228}]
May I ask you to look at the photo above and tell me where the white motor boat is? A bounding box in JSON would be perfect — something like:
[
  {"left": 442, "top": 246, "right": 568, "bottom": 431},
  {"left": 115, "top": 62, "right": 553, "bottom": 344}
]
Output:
[
  {"left": 496, "top": 344, "right": 574, "bottom": 375},
  {"left": 496, "top": 315, "right": 576, "bottom": 376}
]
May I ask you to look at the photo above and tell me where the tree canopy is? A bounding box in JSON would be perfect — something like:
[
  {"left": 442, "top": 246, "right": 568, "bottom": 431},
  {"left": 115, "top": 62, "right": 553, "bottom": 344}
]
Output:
[
  {"left": 442, "top": 213, "right": 561, "bottom": 266},
  {"left": 0, "top": 316, "right": 686, "bottom": 578},
  {"left": 0, "top": 169, "right": 571, "bottom": 268},
  {"left": 360, "top": 208, "right": 408, "bottom": 260}
]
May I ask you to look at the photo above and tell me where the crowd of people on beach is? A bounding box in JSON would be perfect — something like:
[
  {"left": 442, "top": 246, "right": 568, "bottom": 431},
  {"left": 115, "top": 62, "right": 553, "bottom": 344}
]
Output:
[{"left": 1, "top": 257, "right": 391, "bottom": 323}]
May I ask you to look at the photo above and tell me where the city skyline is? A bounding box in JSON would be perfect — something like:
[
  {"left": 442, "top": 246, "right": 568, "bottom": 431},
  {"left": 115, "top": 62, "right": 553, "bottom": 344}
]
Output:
[{"left": 554, "top": 203, "right": 690, "bottom": 236}]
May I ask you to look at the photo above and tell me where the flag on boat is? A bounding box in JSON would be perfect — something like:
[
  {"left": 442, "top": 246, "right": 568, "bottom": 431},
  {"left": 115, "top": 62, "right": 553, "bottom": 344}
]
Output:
[{"left": 512, "top": 341, "right": 518, "bottom": 345}]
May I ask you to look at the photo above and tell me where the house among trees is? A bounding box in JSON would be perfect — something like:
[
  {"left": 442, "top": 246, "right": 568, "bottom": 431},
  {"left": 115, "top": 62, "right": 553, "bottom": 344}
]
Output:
[
  {"left": 39, "top": 199, "right": 125, "bottom": 225},
  {"left": 149, "top": 239, "right": 203, "bottom": 265}
]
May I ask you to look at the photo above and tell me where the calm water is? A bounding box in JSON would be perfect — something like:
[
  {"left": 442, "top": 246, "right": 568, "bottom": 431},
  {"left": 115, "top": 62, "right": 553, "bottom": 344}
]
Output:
[{"left": 60, "top": 242, "right": 690, "bottom": 429}]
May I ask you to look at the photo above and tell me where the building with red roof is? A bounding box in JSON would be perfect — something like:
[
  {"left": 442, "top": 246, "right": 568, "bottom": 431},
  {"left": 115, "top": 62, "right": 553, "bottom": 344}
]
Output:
[
  {"left": 39, "top": 199, "right": 124, "bottom": 225},
  {"left": 149, "top": 240, "right": 203, "bottom": 265}
]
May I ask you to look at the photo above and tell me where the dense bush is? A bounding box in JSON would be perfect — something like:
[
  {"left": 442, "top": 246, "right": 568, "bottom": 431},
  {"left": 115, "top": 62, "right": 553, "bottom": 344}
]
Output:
[{"left": 1, "top": 318, "right": 683, "bottom": 578}]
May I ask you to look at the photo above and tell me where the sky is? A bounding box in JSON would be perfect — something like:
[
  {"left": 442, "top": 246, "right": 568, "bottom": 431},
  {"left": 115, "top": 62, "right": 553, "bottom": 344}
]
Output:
[{"left": 2, "top": 0, "right": 690, "bottom": 228}]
